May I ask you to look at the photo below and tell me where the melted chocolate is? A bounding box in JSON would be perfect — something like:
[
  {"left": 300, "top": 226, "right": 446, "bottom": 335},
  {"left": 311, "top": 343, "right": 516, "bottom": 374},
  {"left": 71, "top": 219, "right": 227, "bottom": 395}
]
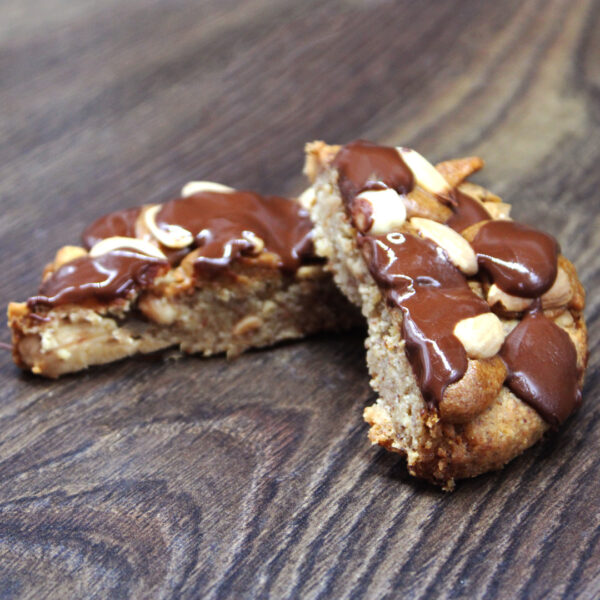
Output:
[
  {"left": 28, "top": 251, "right": 168, "bottom": 307},
  {"left": 82, "top": 207, "right": 141, "bottom": 249},
  {"left": 472, "top": 220, "right": 559, "bottom": 297},
  {"left": 361, "top": 233, "right": 489, "bottom": 406},
  {"left": 446, "top": 190, "right": 491, "bottom": 232},
  {"left": 335, "top": 139, "right": 580, "bottom": 425},
  {"left": 500, "top": 309, "right": 581, "bottom": 427},
  {"left": 156, "top": 191, "right": 315, "bottom": 276},
  {"left": 333, "top": 140, "right": 414, "bottom": 206}
]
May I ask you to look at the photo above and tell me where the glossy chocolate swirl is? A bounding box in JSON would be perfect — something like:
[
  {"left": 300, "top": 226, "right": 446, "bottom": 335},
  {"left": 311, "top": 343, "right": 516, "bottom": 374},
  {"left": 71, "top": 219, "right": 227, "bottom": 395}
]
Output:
[
  {"left": 360, "top": 233, "right": 489, "bottom": 406},
  {"left": 500, "top": 307, "right": 581, "bottom": 428},
  {"left": 156, "top": 191, "right": 315, "bottom": 276},
  {"left": 29, "top": 188, "right": 317, "bottom": 308},
  {"left": 335, "top": 139, "right": 581, "bottom": 426},
  {"left": 333, "top": 139, "right": 414, "bottom": 206},
  {"left": 472, "top": 220, "right": 559, "bottom": 297},
  {"left": 28, "top": 251, "right": 168, "bottom": 307}
]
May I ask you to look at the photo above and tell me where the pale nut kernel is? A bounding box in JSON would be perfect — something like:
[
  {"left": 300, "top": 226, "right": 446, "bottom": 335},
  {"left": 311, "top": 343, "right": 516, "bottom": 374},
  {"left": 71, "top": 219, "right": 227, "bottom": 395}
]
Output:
[
  {"left": 397, "top": 147, "right": 451, "bottom": 197},
  {"left": 487, "top": 284, "right": 533, "bottom": 312},
  {"left": 138, "top": 295, "right": 178, "bottom": 325},
  {"left": 296, "top": 265, "right": 325, "bottom": 279},
  {"left": 241, "top": 230, "right": 265, "bottom": 255},
  {"left": 54, "top": 245, "right": 88, "bottom": 268},
  {"left": 232, "top": 315, "right": 263, "bottom": 336},
  {"left": 410, "top": 217, "right": 478, "bottom": 275},
  {"left": 298, "top": 187, "right": 316, "bottom": 209},
  {"left": 181, "top": 181, "right": 234, "bottom": 197},
  {"left": 541, "top": 268, "right": 573, "bottom": 309},
  {"left": 144, "top": 204, "right": 194, "bottom": 249},
  {"left": 554, "top": 310, "right": 575, "bottom": 328},
  {"left": 453, "top": 312, "right": 506, "bottom": 359},
  {"left": 355, "top": 188, "right": 407, "bottom": 234},
  {"left": 483, "top": 201, "right": 511, "bottom": 220},
  {"left": 89, "top": 236, "right": 167, "bottom": 259}
]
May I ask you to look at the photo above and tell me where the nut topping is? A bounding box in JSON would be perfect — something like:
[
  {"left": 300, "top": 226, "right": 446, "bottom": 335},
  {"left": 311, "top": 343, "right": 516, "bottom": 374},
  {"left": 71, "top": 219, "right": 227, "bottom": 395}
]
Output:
[
  {"left": 241, "top": 230, "right": 265, "bottom": 255},
  {"left": 397, "top": 147, "right": 452, "bottom": 197},
  {"left": 89, "top": 236, "right": 167, "bottom": 259},
  {"left": 353, "top": 188, "right": 407, "bottom": 234},
  {"left": 541, "top": 267, "right": 573, "bottom": 309},
  {"left": 144, "top": 204, "right": 194, "bottom": 249},
  {"left": 410, "top": 217, "right": 478, "bottom": 275},
  {"left": 453, "top": 312, "right": 506, "bottom": 359},
  {"left": 486, "top": 284, "right": 533, "bottom": 312},
  {"left": 181, "top": 181, "right": 235, "bottom": 197}
]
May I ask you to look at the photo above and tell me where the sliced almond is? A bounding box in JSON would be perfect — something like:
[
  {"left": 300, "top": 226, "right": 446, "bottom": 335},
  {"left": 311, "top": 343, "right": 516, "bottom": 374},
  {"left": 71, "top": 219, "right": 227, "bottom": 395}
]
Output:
[
  {"left": 486, "top": 284, "right": 532, "bottom": 312},
  {"left": 89, "top": 236, "right": 167, "bottom": 259},
  {"left": 181, "top": 181, "right": 235, "bottom": 197},
  {"left": 397, "top": 147, "right": 451, "bottom": 197},
  {"left": 354, "top": 188, "right": 406, "bottom": 234},
  {"left": 453, "top": 312, "right": 505, "bottom": 359},
  {"left": 410, "top": 217, "right": 478, "bottom": 275},
  {"left": 435, "top": 156, "right": 484, "bottom": 187},
  {"left": 144, "top": 204, "right": 194, "bottom": 249}
]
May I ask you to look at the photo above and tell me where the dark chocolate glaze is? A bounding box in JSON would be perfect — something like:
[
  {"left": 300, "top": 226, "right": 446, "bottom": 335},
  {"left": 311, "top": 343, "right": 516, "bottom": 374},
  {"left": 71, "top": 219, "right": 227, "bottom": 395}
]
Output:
[
  {"left": 472, "top": 220, "right": 559, "bottom": 297},
  {"left": 335, "top": 139, "right": 580, "bottom": 425},
  {"left": 360, "top": 233, "right": 489, "bottom": 406},
  {"left": 29, "top": 251, "right": 168, "bottom": 308},
  {"left": 500, "top": 308, "right": 581, "bottom": 428},
  {"left": 30, "top": 189, "right": 317, "bottom": 307},
  {"left": 156, "top": 191, "right": 315, "bottom": 276},
  {"left": 446, "top": 190, "right": 491, "bottom": 232},
  {"left": 333, "top": 139, "right": 414, "bottom": 206},
  {"left": 82, "top": 207, "right": 141, "bottom": 249}
]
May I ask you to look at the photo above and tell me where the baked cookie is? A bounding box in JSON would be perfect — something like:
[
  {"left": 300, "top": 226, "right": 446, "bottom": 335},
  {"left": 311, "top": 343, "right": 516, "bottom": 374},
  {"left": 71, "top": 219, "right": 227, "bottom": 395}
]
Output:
[
  {"left": 9, "top": 181, "right": 358, "bottom": 377},
  {"left": 303, "top": 140, "right": 587, "bottom": 489}
]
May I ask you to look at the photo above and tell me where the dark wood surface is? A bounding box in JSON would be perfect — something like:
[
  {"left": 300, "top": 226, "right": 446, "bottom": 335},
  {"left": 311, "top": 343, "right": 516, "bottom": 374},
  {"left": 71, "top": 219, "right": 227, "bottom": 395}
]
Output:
[{"left": 1, "top": 0, "right": 599, "bottom": 598}]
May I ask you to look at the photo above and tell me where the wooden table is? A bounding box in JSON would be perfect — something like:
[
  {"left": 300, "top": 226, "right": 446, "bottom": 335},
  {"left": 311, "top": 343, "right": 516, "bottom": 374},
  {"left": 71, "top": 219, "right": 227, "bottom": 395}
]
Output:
[{"left": 1, "top": 1, "right": 599, "bottom": 598}]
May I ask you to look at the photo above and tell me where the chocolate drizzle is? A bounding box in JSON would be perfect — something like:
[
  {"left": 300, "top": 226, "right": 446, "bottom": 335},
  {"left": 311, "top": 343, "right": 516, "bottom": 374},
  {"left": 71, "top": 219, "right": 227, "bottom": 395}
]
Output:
[
  {"left": 333, "top": 139, "right": 414, "bottom": 206},
  {"left": 29, "top": 188, "right": 318, "bottom": 308},
  {"left": 82, "top": 207, "right": 141, "bottom": 249},
  {"left": 446, "top": 190, "right": 491, "bottom": 232},
  {"left": 472, "top": 220, "right": 559, "bottom": 297},
  {"left": 156, "top": 191, "right": 315, "bottom": 276},
  {"left": 28, "top": 251, "right": 168, "bottom": 307},
  {"left": 500, "top": 307, "right": 581, "bottom": 427},
  {"left": 335, "top": 139, "right": 582, "bottom": 426},
  {"left": 361, "top": 233, "right": 489, "bottom": 406}
]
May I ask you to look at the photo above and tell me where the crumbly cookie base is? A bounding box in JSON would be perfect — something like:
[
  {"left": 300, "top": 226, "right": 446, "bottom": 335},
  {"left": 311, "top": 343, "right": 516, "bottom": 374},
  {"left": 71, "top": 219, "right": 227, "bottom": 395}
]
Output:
[
  {"left": 9, "top": 266, "right": 358, "bottom": 378},
  {"left": 304, "top": 148, "right": 587, "bottom": 489}
]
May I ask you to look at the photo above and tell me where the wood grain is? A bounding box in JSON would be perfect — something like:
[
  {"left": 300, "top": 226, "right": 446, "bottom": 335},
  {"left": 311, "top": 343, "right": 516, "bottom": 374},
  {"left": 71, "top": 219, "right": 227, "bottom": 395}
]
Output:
[{"left": 1, "top": 0, "right": 599, "bottom": 598}]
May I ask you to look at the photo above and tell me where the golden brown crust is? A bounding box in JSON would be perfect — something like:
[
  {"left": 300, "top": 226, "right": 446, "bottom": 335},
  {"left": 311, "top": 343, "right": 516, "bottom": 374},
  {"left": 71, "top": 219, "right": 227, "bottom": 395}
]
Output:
[{"left": 435, "top": 156, "right": 484, "bottom": 187}]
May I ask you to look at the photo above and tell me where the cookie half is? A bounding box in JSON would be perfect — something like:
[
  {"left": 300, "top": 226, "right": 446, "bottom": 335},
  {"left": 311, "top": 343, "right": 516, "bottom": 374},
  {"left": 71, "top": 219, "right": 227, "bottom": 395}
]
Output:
[
  {"left": 9, "top": 181, "right": 358, "bottom": 377},
  {"left": 303, "top": 140, "right": 587, "bottom": 489}
]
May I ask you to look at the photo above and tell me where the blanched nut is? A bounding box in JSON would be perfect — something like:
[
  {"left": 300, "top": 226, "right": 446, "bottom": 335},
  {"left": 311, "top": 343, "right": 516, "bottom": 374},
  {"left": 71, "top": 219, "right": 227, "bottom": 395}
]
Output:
[
  {"left": 397, "top": 147, "right": 452, "bottom": 197},
  {"left": 440, "top": 356, "right": 507, "bottom": 424},
  {"left": 410, "top": 217, "right": 478, "bottom": 275},
  {"left": 296, "top": 265, "right": 325, "bottom": 279},
  {"left": 483, "top": 201, "right": 511, "bottom": 220},
  {"left": 232, "top": 315, "right": 263, "bottom": 336},
  {"left": 181, "top": 181, "right": 235, "bottom": 197},
  {"left": 486, "top": 267, "right": 573, "bottom": 312},
  {"left": 89, "top": 236, "right": 167, "bottom": 259},
  {"left": 241, "top": 231, "right": 265, "bottom": 255},
  {"left": 434, "top": 156, "right": 484, "bottom": 188},
  {"left": 458, "top": 182, "right": 503, "bottom": 204},
  {"left": 453, "top": 312, "right": 505, "bottom": 359},
  {"left": 138, "top": 294, "right": 178, "bottom": 325},
  {"left": 351, "top": 188, "right": 406, "bottom": 234},
  {"left": 144, "top": 204, "right": 194, "bottom": 249}
]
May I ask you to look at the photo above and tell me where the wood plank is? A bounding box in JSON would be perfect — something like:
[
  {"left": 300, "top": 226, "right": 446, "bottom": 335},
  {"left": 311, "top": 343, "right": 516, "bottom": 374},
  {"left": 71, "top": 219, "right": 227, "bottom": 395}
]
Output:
[{"left": 0, "top": 0, "right": 598, "bottom": 597}]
